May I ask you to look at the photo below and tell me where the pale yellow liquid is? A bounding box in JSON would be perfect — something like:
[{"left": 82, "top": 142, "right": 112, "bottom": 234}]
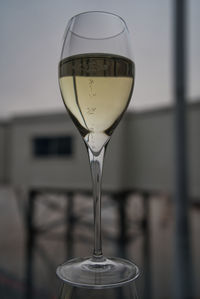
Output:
[
  {"left": 59, "top": 54, "right": 135, "bottom": 152},
  {"left": 59, "top": 76, "right": 133, "bottom": 133}
]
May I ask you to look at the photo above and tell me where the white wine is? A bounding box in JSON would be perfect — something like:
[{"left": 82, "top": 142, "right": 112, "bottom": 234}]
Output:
[{"left": 59, "top": 53, "right": 135, "bottom": 152}]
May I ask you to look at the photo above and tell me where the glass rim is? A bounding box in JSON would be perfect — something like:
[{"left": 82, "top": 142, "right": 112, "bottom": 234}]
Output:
[{"left": 67, "top": 11, "right": 128, "bottom": 40}]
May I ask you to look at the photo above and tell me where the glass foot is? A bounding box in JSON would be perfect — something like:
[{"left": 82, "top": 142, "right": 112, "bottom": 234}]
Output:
[{"left": 56, "top": 256, "right": 139, "bottom": 288}]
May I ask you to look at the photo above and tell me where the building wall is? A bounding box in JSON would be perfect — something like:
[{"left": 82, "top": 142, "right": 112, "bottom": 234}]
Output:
[
  {"left": 6, "top": 102, "right": 200, "bottom": 197},
  {"left": 10, "top": 113, "right": 88, "bottom": 190},
  {"left": 9, "top": 113, "right": 126, "bottom": 192},
  {"left": 124, "top": 108, "right": 175, "bottom": 193},
  {"left": 122, "top": 102, "right": 200, "bottom": 198},
  {"left": 187, "top": 103, "right": 200, "bottom": 198}
]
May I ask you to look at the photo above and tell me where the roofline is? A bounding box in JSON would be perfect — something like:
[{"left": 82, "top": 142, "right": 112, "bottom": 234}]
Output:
[{"left": 0, "top": 99, "right": 199, "bottom": 124}]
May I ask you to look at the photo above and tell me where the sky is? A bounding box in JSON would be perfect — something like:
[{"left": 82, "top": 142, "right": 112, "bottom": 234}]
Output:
[{"left": 0, "top": 0, "right": 199, "bottom": 119}]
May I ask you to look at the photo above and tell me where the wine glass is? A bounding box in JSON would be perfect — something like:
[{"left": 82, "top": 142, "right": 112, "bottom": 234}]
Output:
[{"left": 57, "top": 11, "right": 139, "bottom": 288}]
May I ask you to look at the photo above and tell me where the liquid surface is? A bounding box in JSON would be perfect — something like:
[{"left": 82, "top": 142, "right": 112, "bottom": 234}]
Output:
[{"left": 59, "top": 53, "right": 135, "bottom": 152}]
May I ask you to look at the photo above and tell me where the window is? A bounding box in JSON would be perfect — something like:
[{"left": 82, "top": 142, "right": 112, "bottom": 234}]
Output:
[{"left": 33, "top": 136, "right": 73, "bottom": 157}]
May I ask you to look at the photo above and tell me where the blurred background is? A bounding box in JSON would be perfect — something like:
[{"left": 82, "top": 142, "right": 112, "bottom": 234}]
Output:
[{"left": 0, "top": 0, "right": 199, "bottom": 298}]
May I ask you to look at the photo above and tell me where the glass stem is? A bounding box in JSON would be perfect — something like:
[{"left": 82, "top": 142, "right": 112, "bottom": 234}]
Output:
[{"left": 88, "top": 146, "right": 105, "bottom": 259}]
